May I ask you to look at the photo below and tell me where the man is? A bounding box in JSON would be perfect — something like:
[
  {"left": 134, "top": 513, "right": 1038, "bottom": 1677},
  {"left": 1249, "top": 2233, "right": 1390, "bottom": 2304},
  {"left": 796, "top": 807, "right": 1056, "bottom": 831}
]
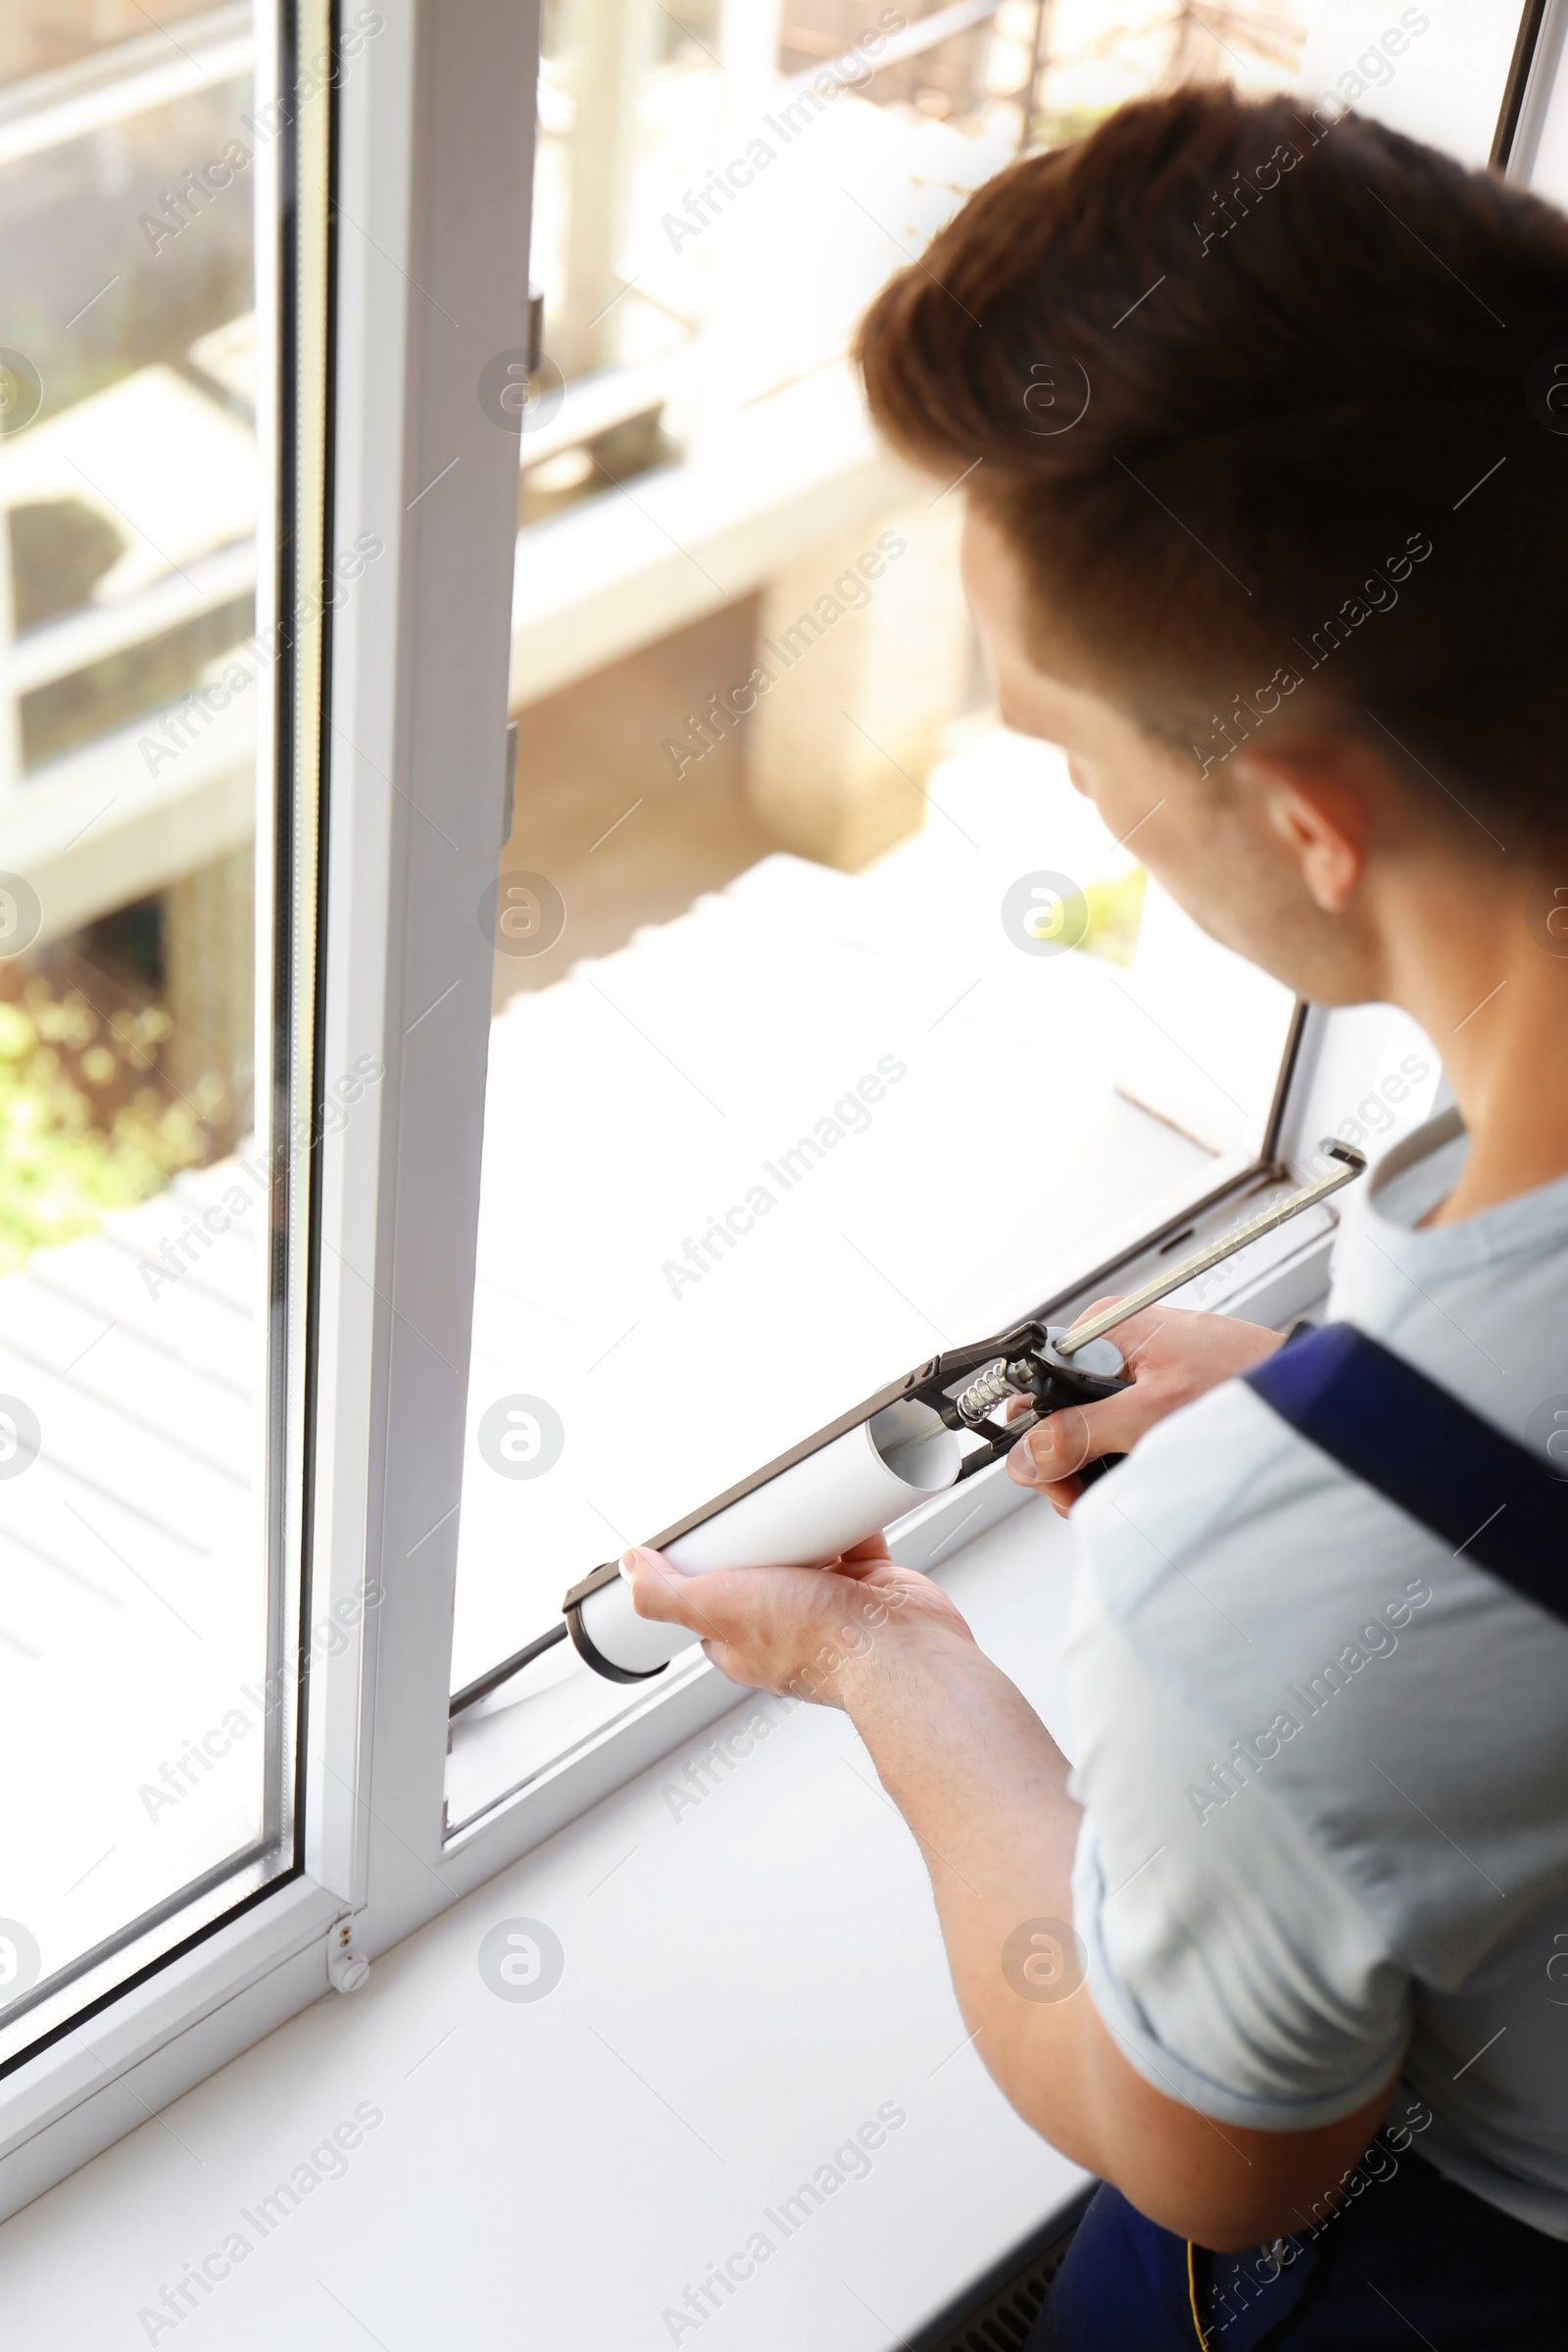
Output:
[{"left": 624, "top": 86, "right": 1568, "bottom": 2346}]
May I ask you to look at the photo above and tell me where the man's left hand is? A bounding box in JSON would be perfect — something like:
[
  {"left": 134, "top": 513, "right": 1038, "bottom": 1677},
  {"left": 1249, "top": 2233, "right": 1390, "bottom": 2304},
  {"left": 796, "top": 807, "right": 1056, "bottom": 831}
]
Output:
[{"left": 619, "top": 1535, "right": 975, "bottom": 1702}]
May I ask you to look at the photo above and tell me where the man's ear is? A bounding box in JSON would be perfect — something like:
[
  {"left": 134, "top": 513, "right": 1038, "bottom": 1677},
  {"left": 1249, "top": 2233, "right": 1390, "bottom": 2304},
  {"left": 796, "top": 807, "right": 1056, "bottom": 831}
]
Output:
[{"left": 1230, "top": 741, "right": 1377, "bottom": 913}]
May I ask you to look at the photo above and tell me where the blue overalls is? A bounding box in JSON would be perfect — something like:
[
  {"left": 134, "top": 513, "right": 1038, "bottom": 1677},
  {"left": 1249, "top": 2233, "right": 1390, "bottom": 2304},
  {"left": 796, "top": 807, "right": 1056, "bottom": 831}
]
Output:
[{"left": 1032, "top": 1322, "right": 1568, "bottom": 2351}]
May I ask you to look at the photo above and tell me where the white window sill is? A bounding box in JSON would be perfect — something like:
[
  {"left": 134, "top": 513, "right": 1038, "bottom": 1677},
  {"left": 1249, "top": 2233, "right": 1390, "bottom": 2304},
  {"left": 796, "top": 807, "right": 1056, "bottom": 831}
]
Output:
[{"left": 0, "top": 1491, "right": 1091, "bottom": 2348}]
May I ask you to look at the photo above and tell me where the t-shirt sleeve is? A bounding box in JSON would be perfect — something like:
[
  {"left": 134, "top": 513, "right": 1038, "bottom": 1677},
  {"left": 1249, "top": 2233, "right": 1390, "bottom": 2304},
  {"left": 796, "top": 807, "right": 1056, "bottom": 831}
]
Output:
[{"left": 1066, "top": 1570, "right": 1413, "bottom": 2131}]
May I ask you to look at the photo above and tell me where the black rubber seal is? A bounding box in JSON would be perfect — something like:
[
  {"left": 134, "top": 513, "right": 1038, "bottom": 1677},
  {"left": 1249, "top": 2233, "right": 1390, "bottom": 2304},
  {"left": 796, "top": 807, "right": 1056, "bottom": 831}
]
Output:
[{"left": 564, "top": 1596, "right": 670, "bottom": 1684}]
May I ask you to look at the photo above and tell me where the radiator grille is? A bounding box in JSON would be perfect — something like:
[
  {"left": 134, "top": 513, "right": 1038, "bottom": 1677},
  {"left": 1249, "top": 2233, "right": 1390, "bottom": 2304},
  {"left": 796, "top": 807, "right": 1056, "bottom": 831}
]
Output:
[{"left": 907, "top": 2190, "right": 1094, "bottom": 2352}]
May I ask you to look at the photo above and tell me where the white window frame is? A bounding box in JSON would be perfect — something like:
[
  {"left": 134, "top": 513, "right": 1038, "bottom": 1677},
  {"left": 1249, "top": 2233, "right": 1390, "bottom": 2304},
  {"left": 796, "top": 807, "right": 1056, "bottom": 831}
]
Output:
[{"left": 1, "top": 0, "right": 1558, "bottom": 2228}]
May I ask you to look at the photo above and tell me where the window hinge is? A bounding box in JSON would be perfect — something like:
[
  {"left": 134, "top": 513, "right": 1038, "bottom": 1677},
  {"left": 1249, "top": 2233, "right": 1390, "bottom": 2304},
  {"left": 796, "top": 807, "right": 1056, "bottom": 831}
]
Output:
[{"left": 327, "top": 1917, "right": 370, "bottom": 1994}]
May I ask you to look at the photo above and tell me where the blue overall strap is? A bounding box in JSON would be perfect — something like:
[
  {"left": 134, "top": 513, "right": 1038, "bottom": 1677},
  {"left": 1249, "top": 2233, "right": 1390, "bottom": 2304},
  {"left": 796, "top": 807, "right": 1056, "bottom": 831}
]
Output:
[{"left": 1245, "top": 1323, "right": 1568, "bottom": 1629}]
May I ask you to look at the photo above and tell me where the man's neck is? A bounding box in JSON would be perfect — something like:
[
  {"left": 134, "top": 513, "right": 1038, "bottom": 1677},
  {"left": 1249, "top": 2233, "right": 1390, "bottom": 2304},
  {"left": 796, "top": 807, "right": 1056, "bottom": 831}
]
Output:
[{"left": 1383, "top": 859, "right": 1568, "bottom": 1226}]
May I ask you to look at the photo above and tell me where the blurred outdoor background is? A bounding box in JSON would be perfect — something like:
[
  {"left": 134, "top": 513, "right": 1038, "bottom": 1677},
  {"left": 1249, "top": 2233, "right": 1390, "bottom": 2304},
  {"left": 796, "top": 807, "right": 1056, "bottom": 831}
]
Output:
[
  {"left": 1, "top": 0, "right": 254, "bottom": 1277},
  {"left": 0, "top": 3, "right": 1309, "bottom": 1281},
  {"left": 501, "top": 0, "right": 1308, "bottom": 992}
]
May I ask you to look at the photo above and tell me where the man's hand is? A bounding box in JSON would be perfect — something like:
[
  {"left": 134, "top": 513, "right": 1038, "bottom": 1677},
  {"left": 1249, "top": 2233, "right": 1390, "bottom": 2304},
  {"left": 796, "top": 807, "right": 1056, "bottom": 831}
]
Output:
[
  {"left": 1007, "top": 1298, "right": 1284, "bottom": 1513},
  {"left": 620, "top": 1535, "right": 975, "bottom": 1703}
]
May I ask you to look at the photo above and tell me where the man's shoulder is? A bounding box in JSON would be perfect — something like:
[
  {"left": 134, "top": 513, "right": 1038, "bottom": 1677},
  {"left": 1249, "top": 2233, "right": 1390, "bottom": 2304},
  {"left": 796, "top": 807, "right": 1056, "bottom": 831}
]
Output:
[{"left": 1068, "top": 1351, "right": 1568, "bottom": 1941}]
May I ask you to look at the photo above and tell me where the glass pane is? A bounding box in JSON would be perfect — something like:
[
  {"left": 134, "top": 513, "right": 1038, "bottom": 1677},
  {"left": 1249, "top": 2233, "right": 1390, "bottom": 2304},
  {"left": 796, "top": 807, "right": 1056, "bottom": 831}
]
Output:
[
  {"left": 0, "top": 2, "right": 316, "bottom": 2058},
  {"left": 450, "top": 2, "right": 1308, "bottom": 1708}
]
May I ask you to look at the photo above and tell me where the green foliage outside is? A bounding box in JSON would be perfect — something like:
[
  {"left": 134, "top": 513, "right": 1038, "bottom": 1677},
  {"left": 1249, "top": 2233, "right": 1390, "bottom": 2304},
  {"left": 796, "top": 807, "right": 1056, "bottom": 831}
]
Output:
[
  {"left": 0, "top": 996, "right": 208, "bottom": 1277},
  {"left": 1080, "top": 865, "right": 1148, "bottom": 965}
]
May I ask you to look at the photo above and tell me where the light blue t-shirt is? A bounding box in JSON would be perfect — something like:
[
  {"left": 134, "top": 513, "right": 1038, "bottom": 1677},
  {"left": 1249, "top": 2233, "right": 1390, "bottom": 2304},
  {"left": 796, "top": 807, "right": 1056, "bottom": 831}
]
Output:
[{"left": 1067, "top": 1109, "right": 1568, "bottom": 2236}]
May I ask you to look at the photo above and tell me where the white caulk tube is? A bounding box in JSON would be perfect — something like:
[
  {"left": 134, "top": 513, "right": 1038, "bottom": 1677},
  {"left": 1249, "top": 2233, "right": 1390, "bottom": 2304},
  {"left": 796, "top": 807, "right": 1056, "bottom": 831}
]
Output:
[{"left": 572, "top": 1398, "right": 962, "bottom": 1679}]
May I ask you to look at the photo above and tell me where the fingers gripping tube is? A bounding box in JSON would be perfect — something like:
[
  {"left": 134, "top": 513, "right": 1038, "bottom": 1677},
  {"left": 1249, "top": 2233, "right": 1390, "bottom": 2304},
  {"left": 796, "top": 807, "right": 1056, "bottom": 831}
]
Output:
[{"left": 564, "top": 1401, "right": 963, "bottom": 1681}]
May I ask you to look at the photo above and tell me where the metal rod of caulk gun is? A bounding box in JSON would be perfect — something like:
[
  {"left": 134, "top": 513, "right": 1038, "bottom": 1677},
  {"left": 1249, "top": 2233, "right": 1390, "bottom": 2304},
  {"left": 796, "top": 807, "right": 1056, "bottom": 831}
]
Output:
[{"left": 1051, "top": 1141, "right": 1368, "bottom": 1359}]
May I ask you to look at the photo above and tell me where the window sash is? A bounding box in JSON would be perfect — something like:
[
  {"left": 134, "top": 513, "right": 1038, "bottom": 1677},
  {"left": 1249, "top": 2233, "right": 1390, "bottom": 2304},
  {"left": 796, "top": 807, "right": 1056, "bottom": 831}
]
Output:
[
  {"left": 0, "top": 0, "right": 374, "bottom": 2199},
  {"left": 0, "top": 0, "right": 331, "bottom": 2084}
]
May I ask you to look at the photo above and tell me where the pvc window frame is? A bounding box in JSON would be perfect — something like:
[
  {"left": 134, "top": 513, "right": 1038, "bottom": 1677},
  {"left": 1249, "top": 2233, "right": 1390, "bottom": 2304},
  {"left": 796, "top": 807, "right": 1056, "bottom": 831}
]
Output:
[
  {"left": 0, "top": 0, "right": 542, "bottom": 2222},
  {"left": 2, "top": 0, "right": 1558, "bottom": 2229}
]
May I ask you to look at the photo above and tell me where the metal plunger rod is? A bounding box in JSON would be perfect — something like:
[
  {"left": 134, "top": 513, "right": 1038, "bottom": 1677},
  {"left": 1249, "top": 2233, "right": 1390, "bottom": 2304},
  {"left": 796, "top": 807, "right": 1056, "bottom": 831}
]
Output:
[{"left": 1052, "top": 1143, "right": 1368, "bottom": 1358}]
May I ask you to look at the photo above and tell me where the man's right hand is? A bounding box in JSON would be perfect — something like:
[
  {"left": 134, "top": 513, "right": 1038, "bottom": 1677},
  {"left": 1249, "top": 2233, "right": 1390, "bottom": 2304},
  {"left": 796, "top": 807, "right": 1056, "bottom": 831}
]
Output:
[{"left": 1005, "top": 1298, "right": 1285, "bottom": 1514}]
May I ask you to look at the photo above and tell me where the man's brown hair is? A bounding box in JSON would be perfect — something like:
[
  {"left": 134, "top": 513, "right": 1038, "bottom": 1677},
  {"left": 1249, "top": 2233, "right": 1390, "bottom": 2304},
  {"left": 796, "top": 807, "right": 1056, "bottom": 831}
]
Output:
[{"left": 856, "top": 86, "right": 1568, "bottom": 850}]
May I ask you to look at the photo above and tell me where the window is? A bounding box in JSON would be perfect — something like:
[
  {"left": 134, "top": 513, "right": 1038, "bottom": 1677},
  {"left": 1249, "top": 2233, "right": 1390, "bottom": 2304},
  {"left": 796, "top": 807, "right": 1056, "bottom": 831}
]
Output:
[
  {"left": 446, "top": 1, "right": 1316, "bottom": 1802},
  {"left": 0, "top": 0, "right": 330, "bottom": 2068},
  {"left": 0, "top": 0, "right": 1552, "bottom": 2226}
]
